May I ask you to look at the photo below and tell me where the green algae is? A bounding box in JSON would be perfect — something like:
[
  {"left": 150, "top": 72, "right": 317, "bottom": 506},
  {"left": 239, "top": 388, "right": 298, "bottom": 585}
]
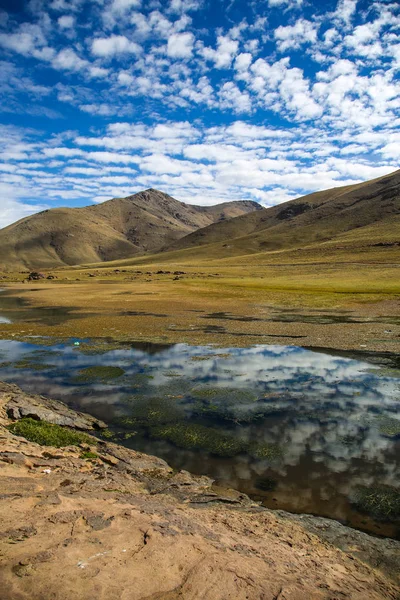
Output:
[
  {"left": 247, "top": 442, "right": 283, "bottom": 460},
  {"left": 191, "top": 387, "right": 258, "bottom": 403},
  {"left": 14, "top": 360, "right": 56, "bottom": 371},
  {"left": 375, "top": 416, "right": 400, "bottom": 438},
  {"left": 8, "top": 418, "right": 91, "bottom": 448},
  {"left": 117, "top": 396, "right": 185, "bottom": 427},
  {"left": 353, "top": 485, "right": 400, "bottom": 521},
  {"left": 151, "top": 422, "right": 245, "bottom": 457},
  {"left": 74, "top": 365, "right": 125, "bottom": 382}
]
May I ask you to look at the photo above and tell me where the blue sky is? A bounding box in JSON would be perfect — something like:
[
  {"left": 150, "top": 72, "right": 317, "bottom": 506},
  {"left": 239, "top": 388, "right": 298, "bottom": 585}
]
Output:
[{"left": 0, "top": 0, "right": 399, "bottom": 227}]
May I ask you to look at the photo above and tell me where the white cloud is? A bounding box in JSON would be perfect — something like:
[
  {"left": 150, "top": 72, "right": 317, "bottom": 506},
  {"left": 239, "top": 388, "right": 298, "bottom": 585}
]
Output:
[
  {"left": 52, "top": 48, "right": 87, "bottom": 72},
  {"left": 201, "top": 35, "right": 239, "bottom": 69},
  {"left": 275, "top": 19, "right": 318, "bottom": 51},
  {"left": 167, "top": 32, "right": 194, "bottom": 58},
  {"left": 268, "top": 0, "right": 303, "bottom": 6},
  {"left": 58, "top": 15, "right": 75, "bottom": 29},
  {"left": 0, "top": 197, "right": 48, "bottom": 228},
  {"left": 111, "top": 0, "right": 142, "bottom": 11},
  {"left": 218, "top": 82, "right": 252, "bottom": 114},
  {"left": 91, "top": 35, "right": 142, "bottom": 57},
  {"left": 334, "top": 0, "right": 357, "bottom": 25}
]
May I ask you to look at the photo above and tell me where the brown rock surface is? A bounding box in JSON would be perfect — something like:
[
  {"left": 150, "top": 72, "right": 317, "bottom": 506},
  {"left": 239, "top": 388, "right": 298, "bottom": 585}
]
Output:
[{"left": 0, "top": 383, "right": 399, "bottom": 600}]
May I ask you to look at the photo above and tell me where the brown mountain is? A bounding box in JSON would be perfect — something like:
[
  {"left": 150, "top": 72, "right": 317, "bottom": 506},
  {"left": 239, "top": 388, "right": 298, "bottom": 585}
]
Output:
[
  {"left": 0, "top": 189, "right": 261, "bottom": 270},
  {"left": 164, "top": 170, "right": 400, "bottom": 258}
]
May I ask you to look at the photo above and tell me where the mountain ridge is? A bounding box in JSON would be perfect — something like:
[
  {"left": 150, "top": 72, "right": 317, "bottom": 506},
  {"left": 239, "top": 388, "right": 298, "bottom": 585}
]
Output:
[
  {"left": 0, "top": 189, "right": 261, "bottom": 270},
  {"left": 163, "top": 170, "right": 400, "bottom": 257}
]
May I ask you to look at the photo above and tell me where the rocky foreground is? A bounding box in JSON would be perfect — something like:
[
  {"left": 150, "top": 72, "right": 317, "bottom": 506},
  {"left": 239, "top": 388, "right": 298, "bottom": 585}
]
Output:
[{"left": 0, "top": 382, "right": 399, "bottom": 600}]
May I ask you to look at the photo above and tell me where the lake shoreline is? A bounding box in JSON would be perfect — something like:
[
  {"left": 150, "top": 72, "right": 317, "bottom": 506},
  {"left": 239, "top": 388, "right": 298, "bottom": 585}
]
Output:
[{"left": 1, "top": 380, "right": 399, "bottom": 599}]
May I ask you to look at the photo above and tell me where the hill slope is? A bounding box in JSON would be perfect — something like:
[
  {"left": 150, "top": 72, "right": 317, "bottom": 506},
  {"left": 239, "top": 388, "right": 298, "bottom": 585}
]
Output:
[
  {"left": 0, "top": 189, "right": 261, "bottom": 270},
  {"left": 165, "top": 170, "right": 400, "bottom": 259}
]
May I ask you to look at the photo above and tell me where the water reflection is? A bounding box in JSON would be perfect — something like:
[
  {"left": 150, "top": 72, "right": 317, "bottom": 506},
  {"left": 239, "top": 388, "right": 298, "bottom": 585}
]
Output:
[{"left": 0, "top": 339, "right": 399, "bottom": 537}]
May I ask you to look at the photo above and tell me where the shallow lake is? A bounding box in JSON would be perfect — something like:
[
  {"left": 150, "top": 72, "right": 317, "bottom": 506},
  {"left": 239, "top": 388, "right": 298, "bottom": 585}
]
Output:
[{"left": 0, "top": 338, "right": 399, "bottom": 538}]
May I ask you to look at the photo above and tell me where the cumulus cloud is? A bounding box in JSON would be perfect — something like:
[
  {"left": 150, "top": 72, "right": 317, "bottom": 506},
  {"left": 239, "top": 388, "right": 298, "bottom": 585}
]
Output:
[
  {"left": 167, "top": 32, "right": 194, "bottom": 58},
  {"left": 91, "top": 35, "right": 142, "bottom": 57},
  {"left": 275, "top": 18, "right": 318, "bottom": 51},
  {"left": 0, "top": 0, "right": 399, "bottom": 220}
]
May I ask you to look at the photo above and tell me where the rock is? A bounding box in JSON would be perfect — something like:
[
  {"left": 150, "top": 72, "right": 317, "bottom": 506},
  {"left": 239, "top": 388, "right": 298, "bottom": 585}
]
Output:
[
  {"left": 3, "top": 382, "right": 106, "bottom": 431},
  {"left": 27, "top": 272, "right": 45, "bottom": 281},
  {"left": 99, "top": 454, "right": 119, "bottom": 466}
]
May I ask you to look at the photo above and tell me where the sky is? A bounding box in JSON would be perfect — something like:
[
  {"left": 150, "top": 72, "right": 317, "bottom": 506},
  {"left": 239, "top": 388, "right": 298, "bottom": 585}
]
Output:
[{"left": 0, "top": 0, "right": 399, "bottom": 228}]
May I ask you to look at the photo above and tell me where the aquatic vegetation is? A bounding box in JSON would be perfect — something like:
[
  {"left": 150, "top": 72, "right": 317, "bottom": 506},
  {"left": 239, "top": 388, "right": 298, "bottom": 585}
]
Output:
[
  {"left": 100, "top": 429, "right": 115, "bottom": 439},
  {"left": 375, "top": 416, "right": 400, "bottom": 438},
  {"left": 117, "top": 396, "right": 184, "bottom": 427},
  {"left": 191, "top": 387, "right": 258, "bottom": 403},
  {"left": 74, "top": 365, "right": 125, "bottom": 382},
  {"left": 14, "top": 359, "right": 55, "bottom": 371},
  {"left": 255, "top": 476, "right": 278, "bottom": 492},
  {"left": 121, "top": 372, "right": 154, "bottom": 388},
  {"left": 190, "top": 397, "right": 280, "bottom": 424},
  {"left": 352, "top": 485, "right": 400, "bottom": 521},
  {"left": 247, "top": 442, "right": 283, "bottom": 460},
  {"left": 151, "top": 423, "right": 246, "bottom": 457},
  {"left": 190, "top": 353, "right": 231, "bottom": 361},
  {"left": 366, "top": 367, "right": 400, "bottom": 378},
  {"left": 8, "top": 418, "right": 92, "bottom": 447}
]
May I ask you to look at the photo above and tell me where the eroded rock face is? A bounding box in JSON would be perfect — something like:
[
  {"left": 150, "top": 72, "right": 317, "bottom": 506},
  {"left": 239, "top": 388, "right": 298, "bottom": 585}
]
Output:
[
  {"left": 1, "top": 382, "right": 106, "bottom": 430},
  {"left": 0, "top": 382, "right": 399, "bottom": 600}
]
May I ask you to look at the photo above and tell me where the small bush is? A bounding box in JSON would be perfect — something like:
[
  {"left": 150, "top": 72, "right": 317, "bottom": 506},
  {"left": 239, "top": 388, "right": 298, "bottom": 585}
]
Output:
[{"left": 8, "top": 418, "right": 92, "bottom": 448}]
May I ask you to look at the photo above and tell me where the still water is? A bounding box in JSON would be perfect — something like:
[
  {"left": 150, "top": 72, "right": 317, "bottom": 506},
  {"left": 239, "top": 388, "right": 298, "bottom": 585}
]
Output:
[{"left": 0, "top": 338, "right": 399, "bottom": 537}]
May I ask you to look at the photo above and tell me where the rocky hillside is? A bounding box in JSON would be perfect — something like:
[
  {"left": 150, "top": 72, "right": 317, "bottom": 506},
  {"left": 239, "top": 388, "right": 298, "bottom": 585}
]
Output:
[
  {"left": 0, "top": 381, "right": 399, "bottom": 600},
  {"left": 0, "top": 190, "right": 261, "bottom": 270}
]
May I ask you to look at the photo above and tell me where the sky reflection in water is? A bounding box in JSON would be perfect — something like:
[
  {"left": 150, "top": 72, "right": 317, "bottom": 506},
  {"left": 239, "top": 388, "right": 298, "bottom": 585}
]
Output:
[{"left": 0, "top": 339, "right": 399, "bottom": 537}]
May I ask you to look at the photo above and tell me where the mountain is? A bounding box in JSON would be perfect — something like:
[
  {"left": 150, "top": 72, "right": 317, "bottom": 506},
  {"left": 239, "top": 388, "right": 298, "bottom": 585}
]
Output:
[
  {"left": 0, "top": 189, "right": 261, "bottom": 270},
  {"left": 164, "top": 170, "right": 400, "bottom": 259}
]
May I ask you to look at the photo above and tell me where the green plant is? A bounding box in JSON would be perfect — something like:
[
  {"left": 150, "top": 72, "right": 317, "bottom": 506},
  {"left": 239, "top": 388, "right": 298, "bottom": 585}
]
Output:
[
  {"left": 80, "top": 451, "right": 98, "bottom": 460},
  {"left": 8, "top": 418, "right": 92, "bottom": 448},
  {"left": 74, "top": 365, "right": 125, "bottom": 382}
]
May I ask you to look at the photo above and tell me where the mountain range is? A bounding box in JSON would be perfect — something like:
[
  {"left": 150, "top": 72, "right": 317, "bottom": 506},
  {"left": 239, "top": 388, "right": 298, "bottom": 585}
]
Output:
[
  {"left": 0, "top": 169, "right": 399, "bottom": 271},
  {"left": 0, "top": 190, "right": 260, "bottom": 270}
]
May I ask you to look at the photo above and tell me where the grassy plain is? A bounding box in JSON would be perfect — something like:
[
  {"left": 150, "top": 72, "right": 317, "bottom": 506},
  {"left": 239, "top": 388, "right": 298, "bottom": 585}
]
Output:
[{"left": 0, "top": 242, "right": 399, "bottom": 353}]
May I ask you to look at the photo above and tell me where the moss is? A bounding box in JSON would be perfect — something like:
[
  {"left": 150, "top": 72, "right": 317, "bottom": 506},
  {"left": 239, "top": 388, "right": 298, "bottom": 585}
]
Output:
[
  {"left": 151, "top": 422, "right": 245, "bottom": 457},
  {"left": 80, "top": 451, "right": 98, "bottom": 460},
  {"left": 74, "top": 365, "right": 125, "bottom": 382},
  {"left": 353, "top": 485, "right": 400, "bottom": 521},
  {"left": 375, "top": 416, "right": 400, "bottom": 438},
  {"left": 8, "top": 418, "right": 92, "bottom": 448}
]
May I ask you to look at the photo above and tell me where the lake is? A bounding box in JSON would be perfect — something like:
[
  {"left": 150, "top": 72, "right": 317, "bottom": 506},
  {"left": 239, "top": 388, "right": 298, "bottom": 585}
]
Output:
[{"left": 0, "top": 338, "right": 399, "bottom": 538}]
